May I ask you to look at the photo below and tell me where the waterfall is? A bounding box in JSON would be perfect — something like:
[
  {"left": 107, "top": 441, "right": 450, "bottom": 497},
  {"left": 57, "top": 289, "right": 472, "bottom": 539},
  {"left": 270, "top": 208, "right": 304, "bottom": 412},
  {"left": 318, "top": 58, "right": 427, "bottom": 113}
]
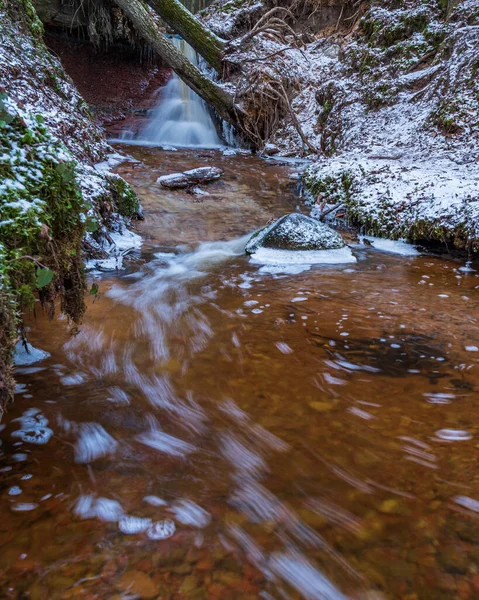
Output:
[{"left": 137, "top": 37, "right": 223, "bottom": 149}]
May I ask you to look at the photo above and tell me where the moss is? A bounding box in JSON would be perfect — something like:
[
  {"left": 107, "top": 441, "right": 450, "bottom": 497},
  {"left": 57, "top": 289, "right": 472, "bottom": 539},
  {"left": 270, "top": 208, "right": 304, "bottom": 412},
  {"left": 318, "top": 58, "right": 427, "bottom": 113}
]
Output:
[
  {"left": 430, "top": 101, "right": 465, "bottom": 134},
  {"left": 302, "top": 167, "right": 479, "bottom": 252},
  {"left": 303, "top": 168, "right": 356, "bottom": 204},
  {"left": 1, "top": 0, "right": 44, "bottom": 38},
  {"left": 0, "top": 93, "right": 88, "bottom": 410},
  {"left": 363, "top": 9, "right": 429, "bottom": 48},
  {"left": 111, "top": 176, "right": 142, "bottom": 218}
]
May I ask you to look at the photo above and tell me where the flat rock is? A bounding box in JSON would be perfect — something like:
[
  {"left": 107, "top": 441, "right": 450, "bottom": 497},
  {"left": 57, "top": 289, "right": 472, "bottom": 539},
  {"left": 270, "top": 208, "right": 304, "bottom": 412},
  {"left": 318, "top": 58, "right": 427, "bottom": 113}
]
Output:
[
  {"left": 246, "top": 213, "right": 345, "bottom": 254},
  {"left": 184, "top": 166, "right": 223, "bottom": 183},
  {"left": 157, "top": 173, "right": 190, "bottom": 189},
  {"left": 158, "top": 167, "right": 223, "bottom": 189}
]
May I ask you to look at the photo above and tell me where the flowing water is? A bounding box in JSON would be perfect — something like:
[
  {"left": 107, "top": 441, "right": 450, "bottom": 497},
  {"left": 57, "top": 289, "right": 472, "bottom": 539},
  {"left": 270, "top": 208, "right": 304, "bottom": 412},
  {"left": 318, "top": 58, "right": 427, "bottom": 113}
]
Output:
[
  {"left": 127, "top": 38, "right": 223, "bottom": 149},
  {"left": 2, "top": 147, "right": 479, "bottom": 600}
]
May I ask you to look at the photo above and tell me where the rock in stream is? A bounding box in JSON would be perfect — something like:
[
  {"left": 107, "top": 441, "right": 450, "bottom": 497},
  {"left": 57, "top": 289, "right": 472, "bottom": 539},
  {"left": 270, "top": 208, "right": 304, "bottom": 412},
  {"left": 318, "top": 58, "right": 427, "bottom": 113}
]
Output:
[
  {"left": 245, "top": 213, "right": 345, "bottom": 254},
  {"left": 158, "top": 166, "right": 224, "bottom": 189}
]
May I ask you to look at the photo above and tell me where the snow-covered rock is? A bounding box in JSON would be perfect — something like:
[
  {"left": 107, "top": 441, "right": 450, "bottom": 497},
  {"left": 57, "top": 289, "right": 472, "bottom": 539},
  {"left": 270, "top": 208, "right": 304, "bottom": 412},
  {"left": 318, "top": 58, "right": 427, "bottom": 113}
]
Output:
[
  {"left": 158, "top": 166, "right": 224, "bottom": 189},
  {"left": 245, "top": 213, "right": 345, "bottom": 254}
]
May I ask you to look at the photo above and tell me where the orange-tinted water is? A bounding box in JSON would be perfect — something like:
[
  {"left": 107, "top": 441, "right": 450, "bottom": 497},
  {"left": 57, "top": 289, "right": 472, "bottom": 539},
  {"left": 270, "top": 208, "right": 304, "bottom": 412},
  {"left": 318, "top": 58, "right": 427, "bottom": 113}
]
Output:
[{"left": 1, "top": 148, "right": 479, "bottom": 600}]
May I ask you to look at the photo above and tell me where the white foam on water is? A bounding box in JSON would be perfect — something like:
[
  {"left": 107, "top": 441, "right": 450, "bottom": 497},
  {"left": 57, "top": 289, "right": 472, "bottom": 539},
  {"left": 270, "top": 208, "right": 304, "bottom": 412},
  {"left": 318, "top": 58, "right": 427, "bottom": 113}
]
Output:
[
  {"left": 12, "top": 408, "right": 53, "bottom": 445},
  {"left": 435, "top": 429, "right": 472, "bottom": 441},
  {"left": 423, "top": 392, "right": 456, "bottom": 404},
  {"left": 359, "top": 236, "right": 419, "bottom": 256},
  {"left": 74, "top": 423, "right": 118, "bottom": 463},
  {"left": 12, "top": 453, "right": 28, "bottom": 461},
  {"left": 11, "top": 503, "right": 38, "bottom": 512},
  {"left": 250, "top": 247, "right": 356, "bottom": 274},
  {"left": 14, "top": 342, "right": 50, "bottom": 366},
  {"left": 454, "top": 495, "right": 479, "bottom": 513},
  {"left": 146, "top": 519, "right": 176, "bottom": 540},
  {"left": 275, "top": 342, "right": 293, "bottom": 354},
  {"left": 270, "top": 551, "right": 348, "bottom": 600},
  {"left": 137, "top": 429, "right": 195, "bottom": 457},
  {"left": 61, "top": 373, "right": 87, "bottom": 386},
  {"left": 118, "top": 515, "right": 152, "bottom": 535},
  {"left": 170, "top": 500, "right": 211, "bottom": 528},
  {"left": 144, "top": 495, "right": 167, "bottom": 507},
  {"left": 74, "top": 495, "right": 123, "bottom": 522}
]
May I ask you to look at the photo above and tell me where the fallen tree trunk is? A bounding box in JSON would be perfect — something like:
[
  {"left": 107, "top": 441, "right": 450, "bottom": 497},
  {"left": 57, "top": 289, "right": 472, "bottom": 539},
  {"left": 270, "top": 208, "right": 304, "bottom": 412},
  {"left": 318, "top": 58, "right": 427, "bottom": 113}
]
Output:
[
  {"left": 112, "top": 0, "right": 239, "bottom": 128},
  {"left": 148, "top": 0, "right": 225, "bottom": 72}
]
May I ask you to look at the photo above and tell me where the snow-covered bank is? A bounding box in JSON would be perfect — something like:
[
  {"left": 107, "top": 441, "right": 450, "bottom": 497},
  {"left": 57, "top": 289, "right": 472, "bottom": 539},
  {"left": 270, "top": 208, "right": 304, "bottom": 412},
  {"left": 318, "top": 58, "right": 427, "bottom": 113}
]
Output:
[
  {"left": 0, "top": 0, "right": 142, "bottom": 414},
  {"left": 204, "top": 0, "right": 479, "bottom": 249}
]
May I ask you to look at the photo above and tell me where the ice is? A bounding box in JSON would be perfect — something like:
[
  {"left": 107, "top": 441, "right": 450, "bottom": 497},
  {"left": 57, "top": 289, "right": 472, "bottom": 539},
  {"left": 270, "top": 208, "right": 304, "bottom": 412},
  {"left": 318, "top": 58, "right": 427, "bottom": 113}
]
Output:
[
  {"left": 14, "top": 342, "right": 50, "bottom": 366},
  {"left": 250, "top": 247, "right": 356, "bottom": 274},
  {"left": 359, "top": 236, "right": 419, "bottom": 256}
]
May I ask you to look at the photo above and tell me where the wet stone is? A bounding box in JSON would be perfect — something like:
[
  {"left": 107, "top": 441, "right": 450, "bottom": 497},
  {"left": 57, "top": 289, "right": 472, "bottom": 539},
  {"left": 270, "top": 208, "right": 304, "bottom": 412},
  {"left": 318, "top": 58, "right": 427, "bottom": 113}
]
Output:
[
  {"left": 158, "top": 167, "right": 223, "bottom": 189},
  {"left": 245, "top": 213, "right": 345, "bottom": 254}
]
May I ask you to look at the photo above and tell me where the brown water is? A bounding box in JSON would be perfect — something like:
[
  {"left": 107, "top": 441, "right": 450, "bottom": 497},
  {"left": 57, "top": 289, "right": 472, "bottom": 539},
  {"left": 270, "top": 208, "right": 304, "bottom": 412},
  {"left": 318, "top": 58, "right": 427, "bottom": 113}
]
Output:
[{"left": 2, "top": 148, "right": 479, "bottom": 600}]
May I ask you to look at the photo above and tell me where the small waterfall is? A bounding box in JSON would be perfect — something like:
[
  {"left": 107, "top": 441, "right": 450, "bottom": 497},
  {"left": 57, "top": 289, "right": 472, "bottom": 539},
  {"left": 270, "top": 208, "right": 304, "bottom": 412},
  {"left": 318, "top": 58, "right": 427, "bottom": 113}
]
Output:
[{"left": 138, "top": 37, "right": 223, "bottom": 148}]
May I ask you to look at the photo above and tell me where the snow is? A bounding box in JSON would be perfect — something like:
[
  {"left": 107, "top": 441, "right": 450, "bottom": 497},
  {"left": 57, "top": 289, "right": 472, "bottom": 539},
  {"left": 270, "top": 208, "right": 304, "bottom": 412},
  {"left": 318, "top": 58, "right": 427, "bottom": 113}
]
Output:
[{"left": 203, "top": 0, "right": 479, "bottom": 245}]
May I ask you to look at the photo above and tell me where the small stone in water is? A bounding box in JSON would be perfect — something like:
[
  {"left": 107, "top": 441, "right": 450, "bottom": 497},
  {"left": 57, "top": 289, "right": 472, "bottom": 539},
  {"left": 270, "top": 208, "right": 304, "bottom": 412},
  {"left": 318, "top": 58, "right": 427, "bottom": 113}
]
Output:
[
  {"left": 465, "top": 346, "right": 479, "bottom": 352},
  {"left": 146, "top": 519, "right": 176, "bottom": 540},
  {"left": 8, "top": 486, "right": 22, "bottom": 496}
]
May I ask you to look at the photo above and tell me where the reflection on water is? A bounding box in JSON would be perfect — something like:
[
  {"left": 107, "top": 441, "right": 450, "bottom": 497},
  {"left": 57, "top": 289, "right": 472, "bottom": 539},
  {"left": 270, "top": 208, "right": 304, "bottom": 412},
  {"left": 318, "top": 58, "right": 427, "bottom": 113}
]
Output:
[{"left": 1, "top": 148, "right": 479, "bottom": 599}]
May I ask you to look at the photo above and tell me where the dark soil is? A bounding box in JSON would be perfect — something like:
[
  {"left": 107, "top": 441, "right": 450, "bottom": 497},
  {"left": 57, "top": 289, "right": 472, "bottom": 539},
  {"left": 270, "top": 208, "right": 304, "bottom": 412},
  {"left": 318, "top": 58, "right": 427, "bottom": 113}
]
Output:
[{"left": 45, "top": 32, "right": 171, "bottom": 136}]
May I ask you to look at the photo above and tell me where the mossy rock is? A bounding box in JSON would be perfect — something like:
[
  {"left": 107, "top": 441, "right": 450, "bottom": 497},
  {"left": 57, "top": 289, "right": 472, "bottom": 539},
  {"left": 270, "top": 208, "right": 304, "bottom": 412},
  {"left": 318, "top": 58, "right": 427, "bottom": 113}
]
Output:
[{"left": 245, "top": 213, "right": 345, "bottom": 254}]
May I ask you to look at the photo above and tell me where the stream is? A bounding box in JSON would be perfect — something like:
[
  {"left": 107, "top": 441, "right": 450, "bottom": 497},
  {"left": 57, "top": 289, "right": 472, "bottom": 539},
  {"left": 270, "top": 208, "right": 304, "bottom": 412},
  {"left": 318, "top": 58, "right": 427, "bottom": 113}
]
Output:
[{"left": 1, "top": 146, "right": 479, "bottom": 599}]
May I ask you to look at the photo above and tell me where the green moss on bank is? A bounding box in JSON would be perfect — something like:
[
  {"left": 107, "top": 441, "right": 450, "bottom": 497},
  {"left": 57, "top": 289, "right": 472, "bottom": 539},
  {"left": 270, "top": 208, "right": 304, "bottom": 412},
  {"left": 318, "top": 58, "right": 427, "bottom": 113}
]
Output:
[
  {"left": 0, "top": 93, "right": 90, "bottom": 414},
  {"left": 302, "top": 166, "right": 479, "bottom": 252}
]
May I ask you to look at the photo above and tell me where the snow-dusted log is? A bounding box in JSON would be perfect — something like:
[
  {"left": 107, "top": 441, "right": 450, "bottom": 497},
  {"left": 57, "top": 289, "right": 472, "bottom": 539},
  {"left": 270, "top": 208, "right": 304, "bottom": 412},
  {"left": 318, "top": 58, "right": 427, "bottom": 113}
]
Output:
[
  {"left": 148, "top": 0, "right": 225, "bottom": 72},
  {"left": 112, "top": 0, "right": 239, "bottom": 128}
]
